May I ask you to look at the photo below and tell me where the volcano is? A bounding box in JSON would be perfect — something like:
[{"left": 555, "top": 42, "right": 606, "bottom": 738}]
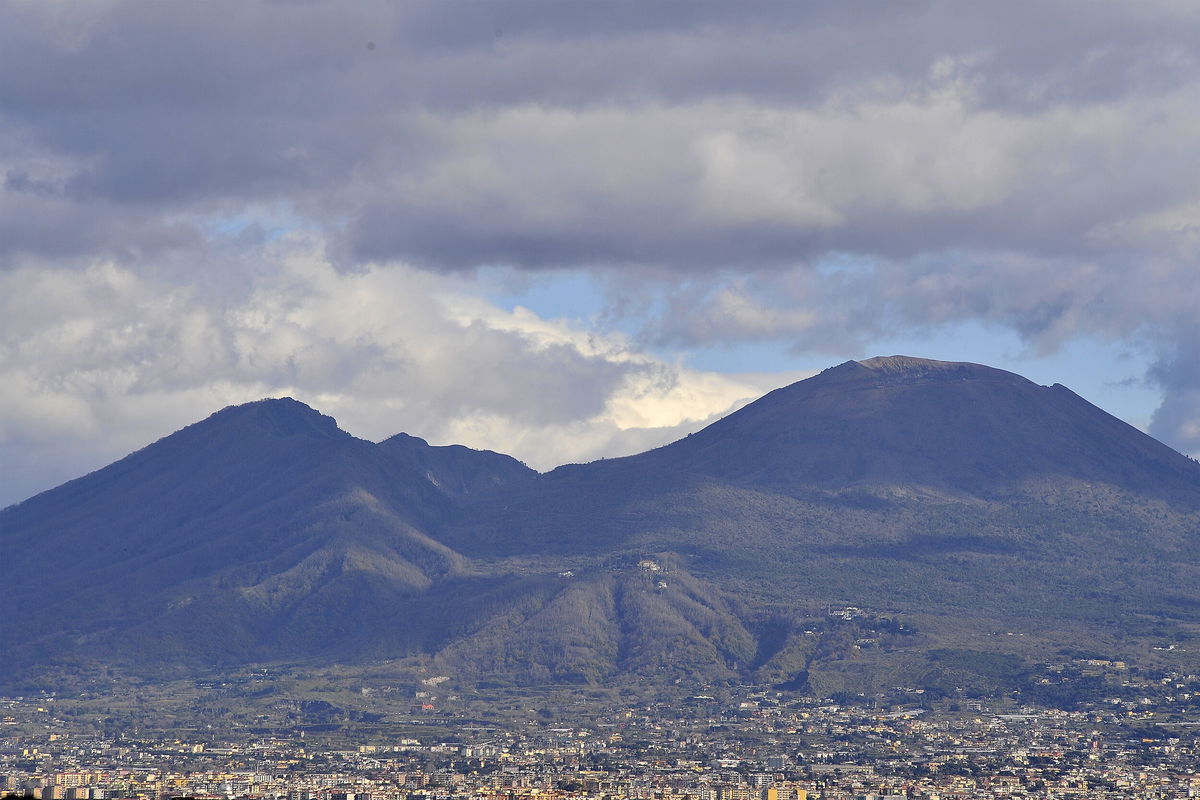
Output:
[{"left": 3, "top": 357, "right": 1200, "bottom": 696}]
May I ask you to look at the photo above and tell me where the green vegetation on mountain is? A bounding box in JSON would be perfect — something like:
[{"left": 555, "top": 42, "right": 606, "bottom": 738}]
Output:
[{"left": 3, "top": 356, "right": 1200, "bottom": 699}]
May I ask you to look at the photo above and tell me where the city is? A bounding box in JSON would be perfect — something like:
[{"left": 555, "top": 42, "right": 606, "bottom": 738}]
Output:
[{"left": 7, "top": 662, "right": 1200, "bottom": 800}]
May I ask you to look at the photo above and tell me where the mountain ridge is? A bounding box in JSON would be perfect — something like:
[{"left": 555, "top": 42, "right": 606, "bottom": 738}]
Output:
[
  {"left": 623, "top": 355, "right": 1200, "bottom": 500},
  {"left": 4, "top": 356, "right": 1200, "bottom": 696}
]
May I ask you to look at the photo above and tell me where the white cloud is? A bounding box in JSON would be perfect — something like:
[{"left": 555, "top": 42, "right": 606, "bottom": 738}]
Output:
[{"left": 0, "top": 242, "right": 785, "bottom": 506}]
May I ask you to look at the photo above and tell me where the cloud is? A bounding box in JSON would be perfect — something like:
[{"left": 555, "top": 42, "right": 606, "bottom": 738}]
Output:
[
  {"left": 3, "top": 0, "right": 1200, "bottom": 478},
  {"left": 3, "top": 1, "right": 1199, "bottom": 269},
  {"left": 1148, "top": 330, "right": 1200, "bottom": 456},
  {"left": 0, "top": 242, "right": 780, "bottom": 507}
]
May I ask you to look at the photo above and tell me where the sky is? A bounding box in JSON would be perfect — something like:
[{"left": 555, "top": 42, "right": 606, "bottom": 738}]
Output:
[{"left": 3, "top": 1, "right": 1200, "bottom": 508}]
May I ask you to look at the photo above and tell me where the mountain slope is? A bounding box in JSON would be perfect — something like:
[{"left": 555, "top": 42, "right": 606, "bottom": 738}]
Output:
[
  {"left": 377, "top": 432, "right": 534, "bottom": 496},
  {"left": 4, "top": 358, "right": 1200, "bottom": 695},
  {"left": 599, "top": 356, "right": 1200, "bottom": 499},
  {"left": 437, "top": 357, "right": 1200, "bottom": 679},
  {"left": 448, "top": 356, "right": 1200, "bottom": 552},
  {"left": 0, "top": 399, "right": 529, "bottom": 668}
]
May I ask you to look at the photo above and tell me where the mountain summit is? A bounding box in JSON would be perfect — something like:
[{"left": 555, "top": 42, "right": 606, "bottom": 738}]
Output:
[
  {"left": 618, "top": 355, "right": 1199, "bottom": 500},
  {"left": 3, "top": 358, "right": 1200, "bottom": 696}
]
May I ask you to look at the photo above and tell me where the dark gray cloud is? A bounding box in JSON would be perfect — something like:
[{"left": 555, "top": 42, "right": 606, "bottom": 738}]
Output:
[
  {"left": 3, "top": 1, "right": 1198, "bottom": 267},
  {"left": 1149, "top": 330, "right": 1200, "bottom": 454}
]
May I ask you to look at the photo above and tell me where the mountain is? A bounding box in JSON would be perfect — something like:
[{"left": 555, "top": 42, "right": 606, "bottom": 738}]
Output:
[
  {"left": 447, "top": 356, "right": 1200, "bottom": 552},
  {"left": 634, "top": 355, "right": 1200, "bottom": 498},
  {"left": 3, "top": 357, "right": 1200, "bottom": 699},
  {"left": 377, "top": 432, "right": 533, "bottom": 496},
  {"left": 0, "top": 399, "right": 532, "bottom": 670}
]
